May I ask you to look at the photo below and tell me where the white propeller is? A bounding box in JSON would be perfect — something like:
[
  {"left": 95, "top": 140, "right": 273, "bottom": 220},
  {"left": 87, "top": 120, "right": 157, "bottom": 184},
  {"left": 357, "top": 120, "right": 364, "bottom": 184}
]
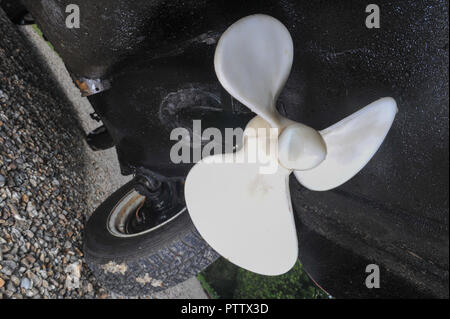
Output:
[{"left": 185, "top": 14, "right": 398, "bottom": 275}]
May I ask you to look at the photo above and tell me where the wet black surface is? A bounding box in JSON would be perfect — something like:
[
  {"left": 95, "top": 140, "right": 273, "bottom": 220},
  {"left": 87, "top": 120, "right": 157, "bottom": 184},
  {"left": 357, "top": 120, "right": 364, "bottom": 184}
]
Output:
[{"left": 282, "top": 0, "right": 448, "bottom": 298}]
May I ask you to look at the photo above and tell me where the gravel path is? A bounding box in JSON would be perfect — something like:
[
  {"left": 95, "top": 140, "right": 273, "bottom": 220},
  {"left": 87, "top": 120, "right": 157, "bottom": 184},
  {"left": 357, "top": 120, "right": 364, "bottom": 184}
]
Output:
[{"left": 0, "top": 8, "right": 207, "bottom": 299}]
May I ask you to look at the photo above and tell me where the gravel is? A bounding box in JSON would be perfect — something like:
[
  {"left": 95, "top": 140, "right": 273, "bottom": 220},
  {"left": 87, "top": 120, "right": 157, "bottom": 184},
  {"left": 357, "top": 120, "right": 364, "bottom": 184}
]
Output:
[
  {"left": 0, "top": 8, "right": 100, "bottom": 298},
  {"left": 0, "top": 8, "right": 207, "bottom": 299}
]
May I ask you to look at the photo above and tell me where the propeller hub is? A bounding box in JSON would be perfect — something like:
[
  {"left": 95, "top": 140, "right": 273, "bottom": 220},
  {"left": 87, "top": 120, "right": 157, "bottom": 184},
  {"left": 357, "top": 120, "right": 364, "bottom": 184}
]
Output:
[{"left": 278, "top": 124, "right": 327, "bottom": 170}]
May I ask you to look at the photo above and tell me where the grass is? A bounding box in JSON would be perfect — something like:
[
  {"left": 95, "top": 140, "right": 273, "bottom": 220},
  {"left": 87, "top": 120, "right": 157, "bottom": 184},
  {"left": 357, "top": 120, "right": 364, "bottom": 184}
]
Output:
[
  {"left": 197, "top": 273, "right": 219, "bottom": 299},
  {"left": 198, "top": 257, "right": 328, "bottom": 299},
  {"left": 32, "top": 24, "right": 56, "bottom": 52}
]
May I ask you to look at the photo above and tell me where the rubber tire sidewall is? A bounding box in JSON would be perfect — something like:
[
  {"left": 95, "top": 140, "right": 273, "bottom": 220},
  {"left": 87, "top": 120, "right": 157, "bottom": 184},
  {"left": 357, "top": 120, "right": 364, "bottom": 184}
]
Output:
[{"left": 84, "top": 178, "right": 218, "bottom": 296}]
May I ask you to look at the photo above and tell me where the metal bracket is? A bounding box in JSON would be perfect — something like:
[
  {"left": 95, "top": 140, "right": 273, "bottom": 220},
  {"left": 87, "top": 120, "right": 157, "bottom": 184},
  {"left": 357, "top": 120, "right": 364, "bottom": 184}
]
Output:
[{"left": 75, "top": 77, "right": 111, "bottom": 97}]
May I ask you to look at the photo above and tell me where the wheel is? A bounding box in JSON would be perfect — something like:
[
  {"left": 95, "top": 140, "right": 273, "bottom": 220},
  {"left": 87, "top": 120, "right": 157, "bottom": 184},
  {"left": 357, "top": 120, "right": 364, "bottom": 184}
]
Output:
[{"left": 83, "top": 178, "right": 218, "bottom": 296}]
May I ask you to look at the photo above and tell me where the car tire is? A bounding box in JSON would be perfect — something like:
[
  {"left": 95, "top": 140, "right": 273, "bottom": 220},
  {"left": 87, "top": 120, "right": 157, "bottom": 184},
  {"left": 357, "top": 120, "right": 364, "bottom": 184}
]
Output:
[{"left": 83, "top": 178, "right": 218, "bottom": 296}]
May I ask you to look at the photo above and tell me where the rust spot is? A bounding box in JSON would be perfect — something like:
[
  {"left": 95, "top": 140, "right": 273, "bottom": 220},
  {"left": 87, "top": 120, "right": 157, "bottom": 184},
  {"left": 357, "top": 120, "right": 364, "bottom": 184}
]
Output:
[{"left": 75, "top": 80, "right": 90, "bottom": 95}]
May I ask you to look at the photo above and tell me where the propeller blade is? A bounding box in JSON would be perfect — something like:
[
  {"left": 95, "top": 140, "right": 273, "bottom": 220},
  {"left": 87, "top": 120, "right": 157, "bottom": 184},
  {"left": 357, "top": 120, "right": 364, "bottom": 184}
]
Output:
[
  {"left": 214, "top": 14, "right": 293, "bottom": 128},
  {"left": 294, "top": 97, "right": 398, "bottom": 191},
  {"left": 185, "top": 117, "right": 298, "bottom": 275}
]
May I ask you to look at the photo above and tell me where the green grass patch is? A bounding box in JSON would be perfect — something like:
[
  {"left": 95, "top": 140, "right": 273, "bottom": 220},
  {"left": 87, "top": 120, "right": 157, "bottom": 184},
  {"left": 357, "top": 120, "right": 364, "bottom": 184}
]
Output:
[
  {"left": 199, "top": 257, "right": 328, "bottom": 299},
  {"left": 197, "top": 273, "right": 219, "bottom": 299}
]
